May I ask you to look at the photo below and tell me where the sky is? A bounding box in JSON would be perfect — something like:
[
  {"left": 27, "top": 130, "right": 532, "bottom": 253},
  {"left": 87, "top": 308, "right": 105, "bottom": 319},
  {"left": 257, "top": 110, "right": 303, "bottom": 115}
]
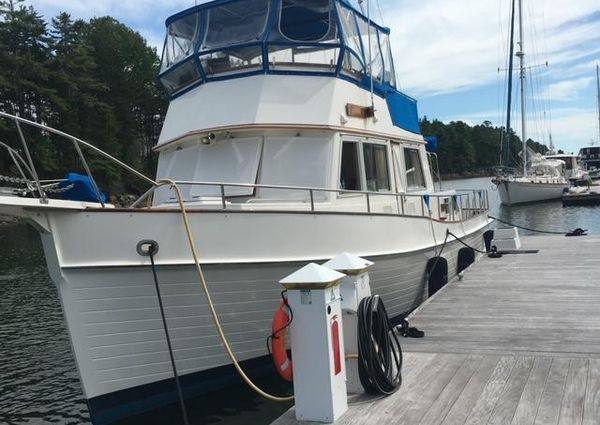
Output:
[{"left": 26, "top": 0, "right": 600, "bottom": 154}]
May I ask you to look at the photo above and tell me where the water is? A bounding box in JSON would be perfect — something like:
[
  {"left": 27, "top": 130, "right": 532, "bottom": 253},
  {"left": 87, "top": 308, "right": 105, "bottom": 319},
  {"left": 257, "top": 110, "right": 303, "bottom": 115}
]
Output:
[
  {"left": 1, "top": 177, "right": 599, "bottom": 424},
  {"left": 447, "top": 176, "right": 600, "bottom": 235}
]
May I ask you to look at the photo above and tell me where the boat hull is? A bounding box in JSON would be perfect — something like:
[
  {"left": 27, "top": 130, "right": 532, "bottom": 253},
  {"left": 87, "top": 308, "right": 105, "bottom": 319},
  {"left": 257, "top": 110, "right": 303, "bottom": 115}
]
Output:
[
  {"left": 495, "top": 180, "right": 567, "bottom": 205},
  {"left": 25, "top": 207, "right": 489, "bottom": 424}
]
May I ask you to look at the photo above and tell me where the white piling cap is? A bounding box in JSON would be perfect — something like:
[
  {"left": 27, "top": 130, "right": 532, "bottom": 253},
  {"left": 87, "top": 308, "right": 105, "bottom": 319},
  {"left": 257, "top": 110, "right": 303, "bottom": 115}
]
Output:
[
  {"left": 279, "top": 263, "right": 346, "bottom": 290},
  {"left": 322, "top": 253, "right": 374, "bottom": 275}
]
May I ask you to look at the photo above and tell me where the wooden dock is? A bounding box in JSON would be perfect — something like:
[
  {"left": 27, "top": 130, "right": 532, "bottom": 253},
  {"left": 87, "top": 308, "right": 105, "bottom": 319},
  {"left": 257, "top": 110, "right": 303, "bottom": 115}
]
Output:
[{"left": 272, "top": 235, "right": 600, "bottom": 425}]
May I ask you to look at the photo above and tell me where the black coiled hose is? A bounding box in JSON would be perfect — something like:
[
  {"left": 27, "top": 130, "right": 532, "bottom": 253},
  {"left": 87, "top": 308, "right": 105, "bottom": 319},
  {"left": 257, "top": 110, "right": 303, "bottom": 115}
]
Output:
[{"left": 357, "top": 295, "right": 403, "bottom": 395}]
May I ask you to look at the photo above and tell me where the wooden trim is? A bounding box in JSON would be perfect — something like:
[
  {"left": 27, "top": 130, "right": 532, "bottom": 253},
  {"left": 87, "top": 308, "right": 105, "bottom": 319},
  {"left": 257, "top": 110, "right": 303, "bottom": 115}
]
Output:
[
  {"left": 346, "top": 103, "right": 375, "bottom": 119},
  {"left": 154, "top": 123, "right": 424, "bottom": 152}
]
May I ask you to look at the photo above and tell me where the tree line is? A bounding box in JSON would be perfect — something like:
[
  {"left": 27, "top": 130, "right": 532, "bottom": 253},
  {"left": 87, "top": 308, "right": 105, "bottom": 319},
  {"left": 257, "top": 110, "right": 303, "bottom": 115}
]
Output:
[
  {"left": 421, "top": 117, "right": 549, "bottom": 177},
  {"left": 0, "top": 0, "right": 166, "bottom": 194},
  {"left": 0, "top": 0, "right": 549, "bottom": 195}
]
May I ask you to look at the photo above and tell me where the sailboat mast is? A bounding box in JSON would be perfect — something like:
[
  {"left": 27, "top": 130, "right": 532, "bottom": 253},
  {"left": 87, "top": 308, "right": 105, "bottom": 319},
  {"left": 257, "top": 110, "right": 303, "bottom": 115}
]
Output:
[
  {"left": 596, "top": 64, "right": 600, "bottom": 144},
  {"left": 503, "top": 0, "right": 517, "bottom": 168},
  {"left": 517, "top": 0, "right": 527, "bottom": 177}
]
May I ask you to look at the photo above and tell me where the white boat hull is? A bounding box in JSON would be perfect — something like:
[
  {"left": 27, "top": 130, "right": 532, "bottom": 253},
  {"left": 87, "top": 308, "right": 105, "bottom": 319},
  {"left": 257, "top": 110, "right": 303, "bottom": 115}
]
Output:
[
  {"left": 495, "top": 179, "right": 567, "bottom": 205},
  {"left": 12, "top": 204, "right": 489, "bottom": 424}
]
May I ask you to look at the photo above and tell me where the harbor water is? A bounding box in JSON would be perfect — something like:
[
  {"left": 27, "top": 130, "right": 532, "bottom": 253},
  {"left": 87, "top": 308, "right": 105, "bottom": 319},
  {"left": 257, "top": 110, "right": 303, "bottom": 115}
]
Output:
[{"left": 1, "top": 176, "right": 599, "bottom": 425}]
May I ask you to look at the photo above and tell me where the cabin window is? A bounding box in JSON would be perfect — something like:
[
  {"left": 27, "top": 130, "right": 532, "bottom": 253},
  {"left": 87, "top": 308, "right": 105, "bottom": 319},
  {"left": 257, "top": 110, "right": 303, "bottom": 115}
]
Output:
[
  {"left": 188, "top": 137, "right": 263, "bottom": 198},
  {"left": 340, "top": 142, "right": 361, "bottom": 191},
  {"left": 404, "top": 148, "right": 426, "bottom": 190},
  {"left": 259, "top": 136, "right": 333, "bottom": 200},
  {"left": 363, "top": 143, "right": 390, "bottom": 191},
  {"left": 280, "top": 0, "right": 331, "bottom": 42}
]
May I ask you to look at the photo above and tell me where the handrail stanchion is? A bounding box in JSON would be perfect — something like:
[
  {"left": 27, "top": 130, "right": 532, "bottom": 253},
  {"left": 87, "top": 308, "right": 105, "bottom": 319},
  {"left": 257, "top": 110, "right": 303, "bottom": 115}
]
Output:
[
  {"left": 220, "top": 185, "right": 226, "bottom": 210},
  {"left": 395, "top": 193, "right": 400, "bottom": 215},
  {"left": 72, "top": 138, "right": 105, "bottom": 208},
  {"left": 309, "top": 189, "right": 315, "bottom": 212},
  {"left": 400, "top": 194, "right": 405, "bottom": 215},
  {"left": 366, "top": 193, "right": 370, "bottom": 213},
  {"left": 14, "top": 119, "right": 46, "bottom": 203},
  {"left": 421, "top": 196, "right": 425, "bottom": 217}
]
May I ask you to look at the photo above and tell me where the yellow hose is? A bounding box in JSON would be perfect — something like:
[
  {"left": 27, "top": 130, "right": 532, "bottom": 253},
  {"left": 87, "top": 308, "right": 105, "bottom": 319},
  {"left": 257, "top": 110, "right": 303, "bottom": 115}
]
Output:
[{"left": 158, "top": 179, "right": 294, "bottom": 402}]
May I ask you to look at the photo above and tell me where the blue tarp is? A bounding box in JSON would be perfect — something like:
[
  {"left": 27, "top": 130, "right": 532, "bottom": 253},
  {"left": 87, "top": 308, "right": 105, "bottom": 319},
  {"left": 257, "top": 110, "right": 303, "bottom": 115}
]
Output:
[
  {"left": 424, "top": 136, "right": 439, "bottom": 152},
  {"left": 60, "top": 173, "right": 109, "bottom": 203},
  {"left": 385, "top": 90, "right": 421, "bottom": 134}
]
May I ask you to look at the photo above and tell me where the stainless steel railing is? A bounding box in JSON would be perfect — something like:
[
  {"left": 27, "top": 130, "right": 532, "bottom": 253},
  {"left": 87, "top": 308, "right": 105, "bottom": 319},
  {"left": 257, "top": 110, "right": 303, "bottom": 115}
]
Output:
[
  {"left": 0, "top": 112, "right": 156, "bottom": 207},
  {"left": 135, "top": 180, "right": 489, "bottom": 221}
]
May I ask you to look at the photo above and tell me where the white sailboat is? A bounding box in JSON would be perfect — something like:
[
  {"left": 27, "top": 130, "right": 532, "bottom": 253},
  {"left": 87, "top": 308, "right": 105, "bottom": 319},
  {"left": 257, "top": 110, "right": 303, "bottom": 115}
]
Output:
[
  {"left": 493, "top": 0, "right": 568, "bottom": 206},
  {"left": 0, "top": 1, "right": 491, "bottom": 424}
]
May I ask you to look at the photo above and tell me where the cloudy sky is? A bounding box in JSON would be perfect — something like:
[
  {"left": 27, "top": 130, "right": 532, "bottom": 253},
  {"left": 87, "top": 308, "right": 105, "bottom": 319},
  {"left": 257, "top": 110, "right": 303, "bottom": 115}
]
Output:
[{"left": 27, "top": 0, "right": 600, "bottom": 153}]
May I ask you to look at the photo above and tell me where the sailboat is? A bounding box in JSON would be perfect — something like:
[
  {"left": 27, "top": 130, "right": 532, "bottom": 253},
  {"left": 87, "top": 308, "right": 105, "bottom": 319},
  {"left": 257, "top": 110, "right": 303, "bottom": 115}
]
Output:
[{"left": 492, "top": 0, "right": 568, "bottom": 206}]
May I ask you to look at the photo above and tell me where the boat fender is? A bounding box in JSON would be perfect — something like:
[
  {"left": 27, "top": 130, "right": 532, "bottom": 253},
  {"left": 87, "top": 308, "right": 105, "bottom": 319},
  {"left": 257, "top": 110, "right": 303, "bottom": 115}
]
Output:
[
  {"left": 457, "top": 247, "right": 475, "bottom": 274},
  {"left": 483, "top": 230, "right": 495, "bottom": 252},
  {"left": 426, "top": 257, "right": 448, "bottom": 296},
  {"left": 271, "top": 301, "right": 293, "bottom": 382}
]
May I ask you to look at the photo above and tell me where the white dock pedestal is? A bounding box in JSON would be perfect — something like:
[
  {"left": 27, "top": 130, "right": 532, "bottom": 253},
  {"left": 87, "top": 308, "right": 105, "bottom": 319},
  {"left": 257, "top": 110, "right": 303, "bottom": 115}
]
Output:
[
  {"left": 280, "top": 264, "right": 348, "bottom": 423},
  {"left": 323, "top": 253, "right": 374, "bottom": 394}
]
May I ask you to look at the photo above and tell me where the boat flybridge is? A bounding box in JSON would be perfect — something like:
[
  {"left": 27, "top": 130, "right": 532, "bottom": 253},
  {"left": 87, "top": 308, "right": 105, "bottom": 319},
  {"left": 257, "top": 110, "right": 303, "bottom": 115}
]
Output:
[{"left": 0, "top": 1, "right": 490, "bottom": 424}]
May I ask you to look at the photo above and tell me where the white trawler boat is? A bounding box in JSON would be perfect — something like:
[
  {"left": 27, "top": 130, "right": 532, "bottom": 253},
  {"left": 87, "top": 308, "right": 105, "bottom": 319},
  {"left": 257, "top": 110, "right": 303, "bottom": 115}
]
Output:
[{"left": 0, "top": 1, "right": 490, "bottom": 424}]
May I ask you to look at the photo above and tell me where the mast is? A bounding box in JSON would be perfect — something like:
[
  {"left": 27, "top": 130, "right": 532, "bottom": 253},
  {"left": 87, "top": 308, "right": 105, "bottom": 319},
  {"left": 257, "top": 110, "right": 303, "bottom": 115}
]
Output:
[
  {"left": 596, "top": 64, "right": 600, "bottom": 144},
  {"left": 502, "top": 0, "right": 517, "bottom": 168},
  {"left": 516, "top": 0, "right": 527, "bottom": 177}
]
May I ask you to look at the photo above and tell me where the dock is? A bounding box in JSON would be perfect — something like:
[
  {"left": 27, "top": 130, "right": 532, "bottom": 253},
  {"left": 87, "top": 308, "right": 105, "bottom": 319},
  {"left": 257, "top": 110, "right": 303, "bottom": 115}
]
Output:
[{"left": 272, "top": 235, "right": 600, "bottom": 425}]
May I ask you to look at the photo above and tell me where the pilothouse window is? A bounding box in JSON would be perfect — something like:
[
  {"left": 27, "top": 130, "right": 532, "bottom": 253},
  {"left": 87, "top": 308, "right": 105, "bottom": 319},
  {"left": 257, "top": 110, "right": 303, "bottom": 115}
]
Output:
[
  {"left": 404, "top": 148, "right": 425, "bottom": 190},
  {"left": 280, "top": 0, "right": 331, "bottom": 42},
  {"left": 340, "top": 142, "right": 361, "bottom": 191},
  {"left": 363, "top": 143, "right": 390, "bottom": 192}
]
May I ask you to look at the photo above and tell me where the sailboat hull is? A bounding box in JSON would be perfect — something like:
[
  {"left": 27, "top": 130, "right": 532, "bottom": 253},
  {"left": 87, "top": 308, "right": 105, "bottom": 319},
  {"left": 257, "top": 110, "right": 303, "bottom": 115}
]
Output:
[{"left": 495, "top": 179, "right": 567, "bottom": 205}]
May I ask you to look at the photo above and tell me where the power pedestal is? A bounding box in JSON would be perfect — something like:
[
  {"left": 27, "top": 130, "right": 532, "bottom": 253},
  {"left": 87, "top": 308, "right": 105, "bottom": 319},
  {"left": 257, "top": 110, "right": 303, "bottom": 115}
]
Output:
[
  {"left": 280, "top": 263, "right": 348, "bottom": 423},
  {"left": 323, "top": 253, "right": 373, "bottom": 394}
]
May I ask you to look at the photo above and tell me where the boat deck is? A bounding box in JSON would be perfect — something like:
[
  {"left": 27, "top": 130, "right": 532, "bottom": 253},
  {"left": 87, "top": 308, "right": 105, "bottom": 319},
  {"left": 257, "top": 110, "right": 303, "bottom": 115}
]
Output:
[{"left": 271, "top": 235, "right": 600, "bottom": 425}]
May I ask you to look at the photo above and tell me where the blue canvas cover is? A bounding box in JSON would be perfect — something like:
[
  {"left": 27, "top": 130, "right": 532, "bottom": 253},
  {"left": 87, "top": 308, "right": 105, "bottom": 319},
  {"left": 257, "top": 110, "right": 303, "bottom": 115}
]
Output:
[
  {"left": 385, "top": 91, "right": 421, "bottom": 134},
  {"left": 424, "top": 136, "right": 439, "bottom": 152},
  {"left": 60, "top": 173, "right": 109, "bottom": 203}
]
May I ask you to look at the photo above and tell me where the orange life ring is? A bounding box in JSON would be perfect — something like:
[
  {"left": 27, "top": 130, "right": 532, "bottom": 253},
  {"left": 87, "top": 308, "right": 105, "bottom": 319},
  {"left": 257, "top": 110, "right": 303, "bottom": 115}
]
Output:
[{"left": 271, "top": 301, "right": 293, "bottom": 382}]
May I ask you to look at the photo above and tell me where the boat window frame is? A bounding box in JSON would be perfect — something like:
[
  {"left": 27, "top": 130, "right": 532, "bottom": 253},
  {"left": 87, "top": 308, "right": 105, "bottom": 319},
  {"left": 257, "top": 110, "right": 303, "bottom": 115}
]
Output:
[
  {"left": 339, "top": 138, "right": 363, "bottom": 192},
  {"left": 338, "top": 135, "right": 393, "bottom": 195},
  {"left": 402, "top": 145, "right": 427, "bottom": 192}
]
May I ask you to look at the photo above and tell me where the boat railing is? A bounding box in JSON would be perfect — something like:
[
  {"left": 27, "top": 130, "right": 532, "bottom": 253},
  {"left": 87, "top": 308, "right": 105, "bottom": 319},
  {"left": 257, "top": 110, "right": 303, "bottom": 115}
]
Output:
[
  {"left": 136, "top": 180, "right": 489, "bottom": 221},
  {"left": 0, "top": 112, "right": 156, "bottom": 207},
  {"left": 0, "top": 112, "right": 489, "bottom": 222}
]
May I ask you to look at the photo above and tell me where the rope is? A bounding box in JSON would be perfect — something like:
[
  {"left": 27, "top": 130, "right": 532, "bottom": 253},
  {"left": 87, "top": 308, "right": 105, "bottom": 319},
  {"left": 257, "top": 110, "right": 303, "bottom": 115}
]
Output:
[
  {"left": 489, "top": 215, "right": 567, "bottom": 235},
  {"left": 357, "top": 295, "right": 402, "bottom": 395},
  {"left": 446, "top": 230, "right": 487, "bottom": 254},
  {"left": 148, "top": 245, "right": 190, "bottom": 425},
  {"left": 159, "top": 178, "right": 293, "bottom": 402}
]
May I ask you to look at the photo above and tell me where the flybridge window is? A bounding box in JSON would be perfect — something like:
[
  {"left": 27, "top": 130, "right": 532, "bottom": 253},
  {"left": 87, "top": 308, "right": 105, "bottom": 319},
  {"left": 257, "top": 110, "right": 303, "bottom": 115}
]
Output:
[
  {"left": 202, "top": 0, "right": 269, "bottom": 50},
  {"left": 356, "top": 17, "right": 384, "bottom": 83},
  {"left": 161, "top": 12, "right": 201, "bottom": 72},
  {"left": 404, "top": 148, "right": 426, "bottom": 190},
  {"left": 280, "top": 0, "right": 331, "bottom": 42},
  {"left": 340, "top": 142, "right": 361, "bottom": 190},
  {"left": 363, "top": 143, "right": 390, "bottom": 192}
]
